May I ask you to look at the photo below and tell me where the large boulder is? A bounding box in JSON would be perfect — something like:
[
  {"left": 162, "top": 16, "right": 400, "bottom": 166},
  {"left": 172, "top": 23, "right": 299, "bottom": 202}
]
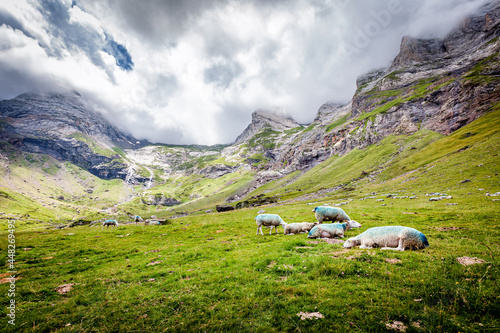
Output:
[{"left": 142, "top": 193, "right": 181, "bottom": 206}]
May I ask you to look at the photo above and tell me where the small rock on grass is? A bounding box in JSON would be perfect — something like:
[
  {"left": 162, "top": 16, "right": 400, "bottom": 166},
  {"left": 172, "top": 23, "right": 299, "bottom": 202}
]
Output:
[
  {"left": 457, "top": 256, "right": 485, "bottom": 266},
  {"left": 385, "top": 258, "right": 402, "bottom": 264},
  {"left": 297, "top": 312, "right": 324, "bottom": 320},
  {"left": 146, "top": 261, "right": 163, "bottom": 266},
  {"left": 0, "top": 276, "right": 22, "bottom": 284},
  {"left": 386, "top": 320, "right": 407, "bottom": 332},
  {"left": 322, "top": 239, "right": 344, "bottom": 244},
  {"left": 55, "top": 283, "right": 74, "bottom": 294}
]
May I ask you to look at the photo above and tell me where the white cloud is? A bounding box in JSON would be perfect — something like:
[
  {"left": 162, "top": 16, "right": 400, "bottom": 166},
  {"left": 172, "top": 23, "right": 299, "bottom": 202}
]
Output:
[{"left": 0, "top": 0, "right": 491, "bottom": 144}]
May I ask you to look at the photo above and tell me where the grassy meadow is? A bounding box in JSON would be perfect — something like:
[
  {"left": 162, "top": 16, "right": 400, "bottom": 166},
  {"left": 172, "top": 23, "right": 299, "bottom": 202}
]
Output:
[{"left": 0, "top": 190, "right": 499, "bottom": 332}]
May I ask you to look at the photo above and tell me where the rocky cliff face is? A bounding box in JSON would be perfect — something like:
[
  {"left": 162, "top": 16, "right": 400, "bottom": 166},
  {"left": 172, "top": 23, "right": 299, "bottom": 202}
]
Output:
[
  {"left": 346, "top": 0, "right": 499, "bottom": 145},
  {"left": 0, "top": 91, "right": 139, "bottom": 147}
]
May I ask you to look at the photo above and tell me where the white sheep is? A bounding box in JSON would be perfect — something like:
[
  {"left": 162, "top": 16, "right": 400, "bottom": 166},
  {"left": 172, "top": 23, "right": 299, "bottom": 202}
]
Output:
[
  {"left": 102, "top": 219, "right": 119, "bottom": 230},
  {"left": 284, "top": 222, "right": 319, "bottom": 235},
  {"left": 343, "top": 226, "right": 429, "bottom": 251},
  {"left": 255, "top": 214, "right": 287, "bottom": 235},
  {"left": 133, "top": 215, "right": 143, "bottom": 225},
  {"left": 307, "top": 220, "right": 362, "bottom": 239},
  {"left": 312, "top": 206, "right": 351, "bottom": 223}
]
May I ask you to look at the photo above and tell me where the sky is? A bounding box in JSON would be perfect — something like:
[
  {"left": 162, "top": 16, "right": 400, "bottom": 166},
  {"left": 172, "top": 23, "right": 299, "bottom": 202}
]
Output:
[{"left": 0, "top": 0, "right": 490, "bottom": 145}]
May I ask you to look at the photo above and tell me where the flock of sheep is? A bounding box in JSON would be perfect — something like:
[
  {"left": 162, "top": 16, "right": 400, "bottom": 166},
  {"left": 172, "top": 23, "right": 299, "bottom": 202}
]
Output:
[
  {"left": 255, "top": 206, "right": 429, "bottom": 251},
  {"left": 101, "top": 205, "right": 429, "bottom": 251}
]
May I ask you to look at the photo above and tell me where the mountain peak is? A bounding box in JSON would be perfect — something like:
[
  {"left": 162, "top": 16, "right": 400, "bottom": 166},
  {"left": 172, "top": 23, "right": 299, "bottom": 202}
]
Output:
[
  {"left": 234, "top": 108, "right": 300, "bottom": 145},
  {"left": 390, "top": 36, "right": 445, "bottom": 70}
]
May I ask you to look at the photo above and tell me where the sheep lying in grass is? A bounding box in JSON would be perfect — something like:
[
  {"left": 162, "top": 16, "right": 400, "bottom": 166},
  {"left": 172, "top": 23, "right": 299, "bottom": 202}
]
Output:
[
  {"left": 102, "top": 219, "right": 119, "bottom": 230},
  {"left": 307, "top": 220, "right": 362, "bottom": 239},
  {"left": 255, "top": 214, "right": 287, "bottom": 235},
  {"left": 312, "top": 206, "right": 351, "bottom": 223},
  {"left": 284, "top": 222, "right": 319, "bottom": 235},
  {"left": 343, "top": 226, "right": 429, "bottom": 251}
]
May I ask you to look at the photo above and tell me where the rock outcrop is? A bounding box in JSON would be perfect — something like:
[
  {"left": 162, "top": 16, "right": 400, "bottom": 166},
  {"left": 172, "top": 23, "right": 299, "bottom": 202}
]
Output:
[
  {"left": 197, "top": 164, "right": 238, "bottom": 179},
  {"left": 0, "top": 90, "right": 139, "bottom": 147},
  {"left": 233, "top": 109, "right": 301, "bottom": 145},
  {"left": 141, "top": 193, "right": 181, "bottom": 206},
  {"left": 390, "top": 36, "right": 445, "bottom": 69}
]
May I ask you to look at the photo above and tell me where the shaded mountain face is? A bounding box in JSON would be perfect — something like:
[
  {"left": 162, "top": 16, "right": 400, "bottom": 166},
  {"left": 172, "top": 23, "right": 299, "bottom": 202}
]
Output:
[
  {"left": 349, "top": 1, "right": 500, "bottom": 138},
  {"left": 0, "top": 90, "right": 139, "bottom": 147},
  {"left": 0, "top": 90, "right": 143, "bottom": 180}
]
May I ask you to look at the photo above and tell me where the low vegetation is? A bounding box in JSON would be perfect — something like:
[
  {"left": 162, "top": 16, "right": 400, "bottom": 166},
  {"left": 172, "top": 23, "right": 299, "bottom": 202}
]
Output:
[
  {"left": 68, "top": 133, "right": 118, "bottom": 158},
  {"left": 357, "top": 76, "right": 457, "bottom": 122}
]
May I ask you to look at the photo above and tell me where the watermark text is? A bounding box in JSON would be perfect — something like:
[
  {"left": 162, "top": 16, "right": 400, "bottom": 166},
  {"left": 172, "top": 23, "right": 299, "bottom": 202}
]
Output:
[{"left": 6, "top": 219, "right": 16, "bottom": 326}]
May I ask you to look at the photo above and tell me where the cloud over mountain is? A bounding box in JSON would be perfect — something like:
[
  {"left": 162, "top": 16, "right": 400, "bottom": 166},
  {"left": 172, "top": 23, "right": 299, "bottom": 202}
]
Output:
[{"left": 0, "top": 0, "right": 490, "bottom": 144}]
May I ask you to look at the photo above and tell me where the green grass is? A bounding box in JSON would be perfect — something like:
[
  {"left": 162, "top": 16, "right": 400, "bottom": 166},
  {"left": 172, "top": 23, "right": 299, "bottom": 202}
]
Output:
[
  {"left": 0, "top": 151, "right": 132, "bottom": 224},
  {"left": 325, "top": 115, "right": 349, "bottom": 133},
  {"left": 0, "top": 188, "right": 498, "bottom": 332},
  {"left": 121, "top": 170, "right": 255, "bottom": 215},
  {"left": 68, "top": 133, "right": 118, "bottom": 158},
  {"left": 462, "top": 51, "right": 499, "bottom": 84},
  {"left": 248, "top": 128, "right": 280, "bottom": 149},
  {"left": 301, "top": 124, "right": 316, "bottom": 133},
  {"left": 357, "top": 76, "right": 456, "bottom": 122},
  {"left": 284, "top": 127, "right": 304, "bottom": 135},
  {"left": 384, "top": 70, "right": 403, "bottom": 81}
]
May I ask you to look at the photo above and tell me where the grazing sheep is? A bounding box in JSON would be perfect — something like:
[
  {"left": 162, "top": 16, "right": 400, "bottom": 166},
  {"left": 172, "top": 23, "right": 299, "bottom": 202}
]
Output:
[
  {"left": 312, "top": 206, "right": 351, "bottom": 223},
  {"left": 102, "top": 219, "right": 119, "bottom": 230},
  {"left": 307, "top": 220, "right": 362, "bottom": 239},
  {"left": 134, "top": 215, "right": 143, "bottom": 225},
  {"left": 343, "top": 226, "right": 429, "bottom": 251},
  {"left": 255, "top": 214, "right": 287, "bottom": 235},
  {"left": 284, "top": 222, "right": 319, "bottom": 235}
]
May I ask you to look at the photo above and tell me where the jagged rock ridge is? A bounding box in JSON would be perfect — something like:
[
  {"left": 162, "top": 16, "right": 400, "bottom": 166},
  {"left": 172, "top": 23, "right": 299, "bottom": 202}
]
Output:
[{"left": 233, "top": 109, "right": 301, "bottom": 145}]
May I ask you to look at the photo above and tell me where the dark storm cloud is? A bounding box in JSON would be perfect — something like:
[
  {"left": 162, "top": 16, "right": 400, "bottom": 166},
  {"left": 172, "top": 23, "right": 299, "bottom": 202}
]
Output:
[
  {"left": 38, "top": 0, "right": 133, "bottom": 73},
  {"left": 103, "top": 37, "right": 134, "bottom": 71},
  {"left": 0, "top": 66, "right": 48, "bottom": 100},
  {"left": 78, "top": 0, "right": 227, "bottom": 45}
]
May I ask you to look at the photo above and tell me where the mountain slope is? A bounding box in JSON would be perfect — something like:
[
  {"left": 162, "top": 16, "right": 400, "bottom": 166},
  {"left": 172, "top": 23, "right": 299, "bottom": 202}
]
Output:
[{"left": 233, "top": 109, "right": 302, "bottom": 145}]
